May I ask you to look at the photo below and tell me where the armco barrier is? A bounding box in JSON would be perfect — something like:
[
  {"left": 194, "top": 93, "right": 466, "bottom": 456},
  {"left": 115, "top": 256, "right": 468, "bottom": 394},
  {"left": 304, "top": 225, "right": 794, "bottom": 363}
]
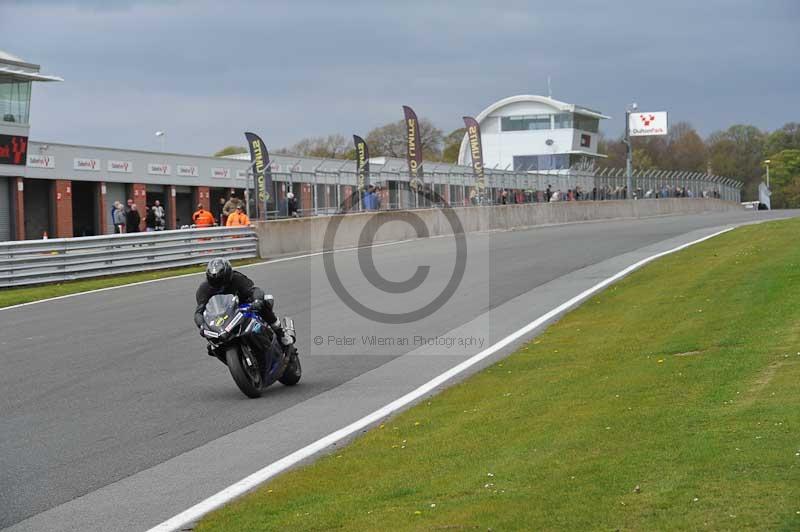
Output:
[
  {"left": 0, "top": 227, "right": 257, "bottom": 287},
  {"left": 253, "top": 199, "right": 744, "bottom": 258}
]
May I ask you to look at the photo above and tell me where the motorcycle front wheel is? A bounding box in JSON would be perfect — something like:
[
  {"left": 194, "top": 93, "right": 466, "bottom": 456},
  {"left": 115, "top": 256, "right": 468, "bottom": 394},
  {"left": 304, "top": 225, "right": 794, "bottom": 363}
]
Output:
[{"left": 226, "top": 344, "right": 264, "bottom": 398}]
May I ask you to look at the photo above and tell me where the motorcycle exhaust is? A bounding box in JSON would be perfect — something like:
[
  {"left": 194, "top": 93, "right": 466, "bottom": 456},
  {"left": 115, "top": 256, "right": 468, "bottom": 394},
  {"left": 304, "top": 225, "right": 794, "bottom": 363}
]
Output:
[{"left": 282, "top": 317, "right": 296, "bottom": 342}]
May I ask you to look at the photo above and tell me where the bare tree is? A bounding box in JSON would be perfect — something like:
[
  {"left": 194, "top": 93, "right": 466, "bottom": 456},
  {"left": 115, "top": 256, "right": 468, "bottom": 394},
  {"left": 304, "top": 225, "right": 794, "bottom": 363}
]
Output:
[
  {"left": 366, "top": 118, "right": 444, "bottom": 161},
  {"left": 276, "top": 134, "right": 353, "bottom": 159}
]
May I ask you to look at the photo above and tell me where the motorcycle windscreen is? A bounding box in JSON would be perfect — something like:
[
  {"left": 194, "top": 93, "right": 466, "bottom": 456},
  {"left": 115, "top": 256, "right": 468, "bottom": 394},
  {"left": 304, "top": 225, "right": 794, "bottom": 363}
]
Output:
[{"left": 204, "top": 294, "right": 238, "bottom": 328}]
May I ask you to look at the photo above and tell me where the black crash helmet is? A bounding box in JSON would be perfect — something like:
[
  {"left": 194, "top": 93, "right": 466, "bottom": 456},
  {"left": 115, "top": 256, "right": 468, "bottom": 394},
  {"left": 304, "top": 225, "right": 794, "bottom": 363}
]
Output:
[{"left": 206, "top": 258, "right": 233, "bottom": 289}]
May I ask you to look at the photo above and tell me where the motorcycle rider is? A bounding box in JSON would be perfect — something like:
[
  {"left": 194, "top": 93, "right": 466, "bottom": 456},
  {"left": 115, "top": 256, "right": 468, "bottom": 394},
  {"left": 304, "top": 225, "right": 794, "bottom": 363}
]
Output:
[{"left": 194, "top": 258, "right": 294, "bottom": 350}]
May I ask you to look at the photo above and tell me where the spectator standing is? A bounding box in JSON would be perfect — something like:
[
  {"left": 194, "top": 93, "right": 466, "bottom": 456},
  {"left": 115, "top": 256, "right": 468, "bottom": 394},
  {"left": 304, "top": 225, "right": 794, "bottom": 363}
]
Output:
[
  {"left": 145, "top": 205, "right": 157, "bottom": 232},
  {"left": 126, "top": 204, "right": 141, "bottom": 233},
  {"left": 192, "top": 203, "right": 216, "bottom": 227},
  {"left": 152, "top": 200, "right": 166, "bottom": 230},
  {"left": 113, "top": 201, "right": 126, "bottom": 233},
  {"left": 363, "top": 185, "right": 378, "bottom": 211},
  {"left": 226, "top": 205, "right": 250, "bottom": 227},
  {"left": 110, "top": 201, "right": 118, "bottom": 229},
  {"left": 223, "top": 193, "right": 244, "bottom": 221},
  {"left": 217, "top": 196, "right": 227, "bottom": 226},
  {"left": 287, "top": 192, "right": 299, "bottom": 218}
]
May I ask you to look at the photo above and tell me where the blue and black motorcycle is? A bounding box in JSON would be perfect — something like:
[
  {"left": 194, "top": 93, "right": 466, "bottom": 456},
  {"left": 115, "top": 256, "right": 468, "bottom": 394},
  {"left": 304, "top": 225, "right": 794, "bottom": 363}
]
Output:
[{"left": 200, "top": 294, "right": 301, "bottom": 398}]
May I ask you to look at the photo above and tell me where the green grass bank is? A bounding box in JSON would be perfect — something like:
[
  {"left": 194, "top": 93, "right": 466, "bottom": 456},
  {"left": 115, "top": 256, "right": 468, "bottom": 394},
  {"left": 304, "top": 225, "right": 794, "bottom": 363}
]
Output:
[{"left": 198, "top": 219, "right": 800, "bottom": 531}]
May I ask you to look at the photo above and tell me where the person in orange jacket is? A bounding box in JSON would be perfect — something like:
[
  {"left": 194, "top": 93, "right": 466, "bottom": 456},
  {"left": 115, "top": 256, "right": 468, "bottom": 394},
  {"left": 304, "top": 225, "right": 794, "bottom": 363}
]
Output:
[
  {"left": 192, "top": 204, "right": 216, "bottom": 228},
  {"left": 226, "top": 205, "right": 250, "bottom": 227}
]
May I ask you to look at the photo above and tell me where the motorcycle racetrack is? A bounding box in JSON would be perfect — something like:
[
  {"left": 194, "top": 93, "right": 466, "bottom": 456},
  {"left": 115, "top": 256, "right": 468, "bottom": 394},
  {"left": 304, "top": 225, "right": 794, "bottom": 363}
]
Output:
[{"left": 1, "top": 209, "right": 795, "bottom": 532}]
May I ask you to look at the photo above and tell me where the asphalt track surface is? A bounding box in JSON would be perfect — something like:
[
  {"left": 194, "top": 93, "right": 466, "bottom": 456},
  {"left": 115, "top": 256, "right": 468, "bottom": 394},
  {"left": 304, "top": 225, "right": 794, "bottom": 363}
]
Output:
[{"left": 1, "top": 209, "right": 795, "bottom": 531}]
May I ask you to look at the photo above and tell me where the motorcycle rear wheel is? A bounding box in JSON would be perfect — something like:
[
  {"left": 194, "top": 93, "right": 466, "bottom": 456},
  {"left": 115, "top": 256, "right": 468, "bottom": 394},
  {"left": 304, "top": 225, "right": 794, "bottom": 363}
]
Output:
[
  {"left": 226, "top": 345, "right": 264, "bottom": 398},
  {"left": 278, "top": 346, "right": 302, "bottom": 386}
]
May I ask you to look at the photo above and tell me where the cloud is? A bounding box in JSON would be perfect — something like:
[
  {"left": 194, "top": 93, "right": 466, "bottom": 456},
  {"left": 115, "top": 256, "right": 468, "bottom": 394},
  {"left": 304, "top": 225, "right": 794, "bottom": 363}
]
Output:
[{"left": 3, "top": 0, "right": 799, "bottom": 154}]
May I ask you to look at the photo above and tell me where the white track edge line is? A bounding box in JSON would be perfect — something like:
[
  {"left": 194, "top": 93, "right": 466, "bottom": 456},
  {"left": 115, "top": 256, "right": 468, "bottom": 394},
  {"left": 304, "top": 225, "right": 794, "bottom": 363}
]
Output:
[{"left": 146, "top": 226, "right": 734, "bottom": 532}]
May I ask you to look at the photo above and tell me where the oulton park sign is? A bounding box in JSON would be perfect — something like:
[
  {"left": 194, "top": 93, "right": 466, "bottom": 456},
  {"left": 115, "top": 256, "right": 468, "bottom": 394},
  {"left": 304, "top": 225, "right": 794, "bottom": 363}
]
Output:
[{"left": 629, "top": 111, "right": 668, "bottom": 137}]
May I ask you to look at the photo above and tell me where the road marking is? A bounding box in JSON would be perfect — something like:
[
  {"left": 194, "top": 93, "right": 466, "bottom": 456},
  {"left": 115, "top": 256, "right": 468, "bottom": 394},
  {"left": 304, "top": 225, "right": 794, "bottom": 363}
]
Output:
[{"left": 146, "top": 226, "right": 735, "bottom": 532}]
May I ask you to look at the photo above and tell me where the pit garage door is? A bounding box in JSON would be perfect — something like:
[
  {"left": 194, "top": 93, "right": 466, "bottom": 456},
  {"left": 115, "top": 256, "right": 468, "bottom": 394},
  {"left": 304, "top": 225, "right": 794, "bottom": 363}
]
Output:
[
  {"left": 23, "top": 178, "right": 51, "bottom": 240},
  {"left": 0, "top": 177, "right": 9, "bottom": 241}
]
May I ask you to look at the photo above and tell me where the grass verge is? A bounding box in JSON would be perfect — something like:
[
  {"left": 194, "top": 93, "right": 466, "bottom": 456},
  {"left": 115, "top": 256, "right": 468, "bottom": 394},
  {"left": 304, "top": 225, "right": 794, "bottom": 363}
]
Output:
[
  {"left": 0, "top": 258, "right": 262, "bottom": 309},
  {"left": 198, "top": 218, "right": 800, "bottom": 531}
]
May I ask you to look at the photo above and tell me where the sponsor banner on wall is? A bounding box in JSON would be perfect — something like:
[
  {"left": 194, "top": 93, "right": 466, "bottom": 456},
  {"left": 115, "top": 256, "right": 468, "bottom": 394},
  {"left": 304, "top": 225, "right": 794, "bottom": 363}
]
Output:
[
  {"left": 0, "top": 134, "right": 27, "bottom": 166},
  {"left": 107, "top": 160, "right": 132, "bottom": 173},
  {"left": 402, "top": 105, "right": 424, "bottom": 186},
  {"left": 177, "top": 164, "right": 199, "bottom": 177},
  {"left": 245, "top": 132, "right": 272, "bottom": 218},
  {"left": 148, "top": 163, "right": 171, "bottom": 175},
  {"left": 462, "top": 116, "right": 485, "bottom": 194},
  {"left": 629, "top": 111, "right": 668, "bottom": 136},
  {"left": 211, "top": 167, "right": 230, "bottom": 179},
  {"left": 353, "top": 135, "right": 370, "bottom": 193},
  {"left": 74, "top": 158, "right": 101, "bottom": 171},
  {"left": 27, "top": 153, "right": 55, "bottom": 168}
]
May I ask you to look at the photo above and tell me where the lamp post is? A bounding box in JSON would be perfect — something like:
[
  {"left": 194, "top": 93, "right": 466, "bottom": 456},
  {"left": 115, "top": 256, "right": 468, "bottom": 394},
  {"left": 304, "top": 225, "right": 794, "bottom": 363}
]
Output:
[
  {"left": 623, "top": 102, "right": 637, "bottom": 198},
  {"left": 155, "top": 130, "right": 165, "bottom": 152},
  {"left": 763, "top": 159, "right": 771, "bottom": 189}
]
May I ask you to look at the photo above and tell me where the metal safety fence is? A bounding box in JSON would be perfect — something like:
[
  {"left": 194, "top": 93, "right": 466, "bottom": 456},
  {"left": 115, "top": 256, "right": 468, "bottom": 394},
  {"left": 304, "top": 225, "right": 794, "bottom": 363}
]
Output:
[
  {"left": 258, "top": 166, "right": 744, "bottom": 218},
  {"left": 0, "top": 226, "right": 257, "bottom": 288}
]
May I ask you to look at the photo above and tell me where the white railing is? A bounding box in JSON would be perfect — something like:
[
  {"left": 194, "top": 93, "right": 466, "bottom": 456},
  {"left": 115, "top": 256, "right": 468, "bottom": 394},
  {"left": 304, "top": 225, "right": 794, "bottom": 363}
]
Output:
[{"left": 0, "top": 227, "right": 257, "bottom": 288}]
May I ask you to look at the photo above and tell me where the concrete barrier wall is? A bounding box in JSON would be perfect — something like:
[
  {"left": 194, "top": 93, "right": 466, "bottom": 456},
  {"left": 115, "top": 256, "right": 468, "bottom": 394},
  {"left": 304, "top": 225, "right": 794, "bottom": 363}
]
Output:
[{"left": 253, "top": 199, "right": 743, "bottom": 258}]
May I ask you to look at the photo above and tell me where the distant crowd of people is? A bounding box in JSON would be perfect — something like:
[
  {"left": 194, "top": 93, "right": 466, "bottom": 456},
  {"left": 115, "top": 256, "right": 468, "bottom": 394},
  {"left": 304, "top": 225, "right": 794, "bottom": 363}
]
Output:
[
  {"left": 473, "top": 184, "right": 724, "bottom": 206},
  {"left": 111, "top": 198, "right": 166, "bottom": 234},
  {"left": 109, "top": 192, "right": 255, "bottom": 234},
  {"left": 106, "top": 183, "right": 724, "bottom": 235},
  {"left": 362, "top": 184, "right": 383, "bottom": 211}
]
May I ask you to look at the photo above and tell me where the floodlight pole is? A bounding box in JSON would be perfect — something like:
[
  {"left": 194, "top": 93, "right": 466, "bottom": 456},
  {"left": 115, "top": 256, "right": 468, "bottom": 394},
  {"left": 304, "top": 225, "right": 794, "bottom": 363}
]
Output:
[
  {"left": 624, "top": 110, "right": 632, "bottom": 198},
  {"left": 624, "top": 103, "right": 636, "bottom": 199}
]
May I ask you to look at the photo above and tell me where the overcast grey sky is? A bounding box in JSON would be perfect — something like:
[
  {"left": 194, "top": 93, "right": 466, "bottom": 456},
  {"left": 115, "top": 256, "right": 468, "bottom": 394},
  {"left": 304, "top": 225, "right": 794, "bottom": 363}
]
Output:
[{"left": 2, "top": 0, "right": 798, "bottom": 154}]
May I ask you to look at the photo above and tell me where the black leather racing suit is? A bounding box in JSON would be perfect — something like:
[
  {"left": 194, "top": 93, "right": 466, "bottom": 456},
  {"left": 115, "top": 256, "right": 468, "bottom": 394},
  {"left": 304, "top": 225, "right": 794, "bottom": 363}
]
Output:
[{"left": 194, "top": 271, "right": 285, "bottom": 339}]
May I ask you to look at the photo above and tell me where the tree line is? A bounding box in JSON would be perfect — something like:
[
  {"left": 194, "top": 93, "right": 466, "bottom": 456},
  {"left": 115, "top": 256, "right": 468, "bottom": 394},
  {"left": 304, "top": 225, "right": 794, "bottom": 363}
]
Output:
[
  {"left": 214, "top": 119, "right": 464, "bottom": 164},
  {"left": 215, "top": 120, "right": 800, "bottom": 206},
  {"left": 599, "top": 122, "right": 800, "bottom": 205}
]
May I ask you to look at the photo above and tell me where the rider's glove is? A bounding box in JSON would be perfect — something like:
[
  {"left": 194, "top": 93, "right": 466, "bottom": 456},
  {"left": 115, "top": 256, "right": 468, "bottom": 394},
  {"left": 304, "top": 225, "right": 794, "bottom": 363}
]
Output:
[
  {"left": 250, "top": 299, "right": 264, "bottom": 313},
  {"left": 280, "top": 333, "right": 294, "bottom": 346}
]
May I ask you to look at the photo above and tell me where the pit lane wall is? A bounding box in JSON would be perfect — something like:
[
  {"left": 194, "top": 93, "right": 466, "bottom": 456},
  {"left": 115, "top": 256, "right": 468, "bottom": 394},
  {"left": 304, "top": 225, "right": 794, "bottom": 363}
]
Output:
[{"left": 253, "top": 199, "right": 743, "bottom": 258}]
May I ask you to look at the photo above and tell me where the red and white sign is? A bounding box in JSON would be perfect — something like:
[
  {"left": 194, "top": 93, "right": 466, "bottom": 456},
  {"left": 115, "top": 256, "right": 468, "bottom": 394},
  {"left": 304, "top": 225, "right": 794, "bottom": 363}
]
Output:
[
  {"left": 27, "top": 154, "right": 56, "bottom": 168},
  {"left": 74, "top": 157, "right": 101, "bottom": 171},
  {"left": 148, "top": 163, "right": 171, "bottom": 175},
  {"left": 177, "top": 164, "right": 199, "bottom": 177},
  {"left": 108, "top": 160, "right": 132, "bottom": 173},
  {"left": 629, "top": 111, "right": 668, "bottom": 137},
  {"left": 211, "top": 167, "right": 230, "bottom": 178}
]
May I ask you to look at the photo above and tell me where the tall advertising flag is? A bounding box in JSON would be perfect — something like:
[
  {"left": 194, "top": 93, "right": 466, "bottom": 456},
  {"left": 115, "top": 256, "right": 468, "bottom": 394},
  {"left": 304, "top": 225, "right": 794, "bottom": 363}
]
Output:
[
  {"left": 244, "top": 132, "right": 272, "bottom": 218},
  {"left": 353, "top": 135, "right": 370, "bottom": 194},
  {"left": 462, "top": 116, "right": 486, "bottom": 196},
  {"left": 402, "top": 105, "right": 424, "bottom": 189}
]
